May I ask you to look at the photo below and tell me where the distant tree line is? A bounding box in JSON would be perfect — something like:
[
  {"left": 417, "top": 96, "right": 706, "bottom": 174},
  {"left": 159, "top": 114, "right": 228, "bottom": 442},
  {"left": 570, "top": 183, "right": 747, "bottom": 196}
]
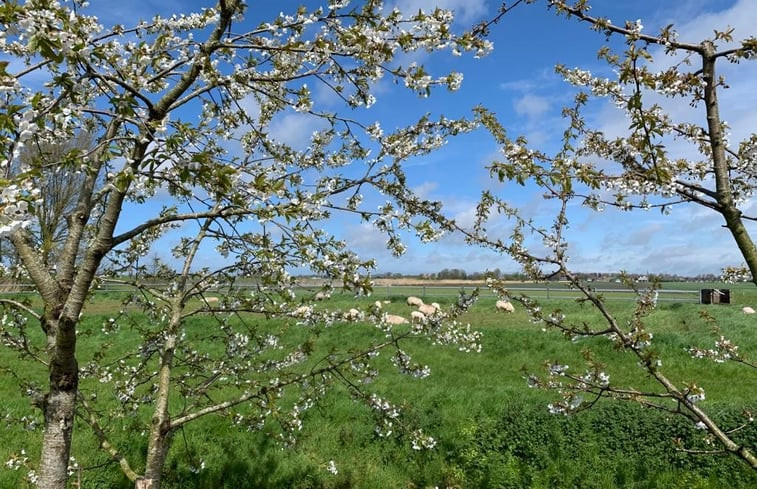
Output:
[{"left": 377, "top": 269, "right": 724, "bottom": 283}]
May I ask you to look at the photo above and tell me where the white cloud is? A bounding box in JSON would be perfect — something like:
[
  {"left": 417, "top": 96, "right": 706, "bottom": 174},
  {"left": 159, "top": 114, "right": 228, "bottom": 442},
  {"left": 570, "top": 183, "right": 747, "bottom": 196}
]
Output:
[
  {"left": 553, "top": 0, "right": 757, "bottom": 275},
  {"left": 514, "top": 94, "right": 550, "bottom": 119},
  {"left": 411, "top": 181, "right": 439, "bottom": 199},
  {"left": 619, "top": 222, "right": 668, "bottom": 247},
  {"left": 343, "top": 223, "right": 389, "bottom": 254},
  {"left": 267, "top": 112, "right": 329, "bottom": 151},
  {"left": 391, "top": 0, "right": 488, "bottom": 24}
]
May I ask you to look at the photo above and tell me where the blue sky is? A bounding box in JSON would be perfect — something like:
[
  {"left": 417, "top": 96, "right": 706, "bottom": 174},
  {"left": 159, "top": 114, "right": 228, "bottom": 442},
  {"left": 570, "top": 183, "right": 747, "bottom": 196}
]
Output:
[
  {"left": 41, "top": 1, "right": 757, "bottom": 277},
  {"left": 336, "top": 0, "right": 757, "bottom": 277}
]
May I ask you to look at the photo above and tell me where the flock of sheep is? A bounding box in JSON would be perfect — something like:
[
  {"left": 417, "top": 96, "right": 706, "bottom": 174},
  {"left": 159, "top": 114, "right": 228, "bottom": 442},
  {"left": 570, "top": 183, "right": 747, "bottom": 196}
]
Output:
[
  {"left": 202, "top": 289, "right": 517, "bottom": 323},
  {"left": 209, "top": 291, "right": 756, "bottom": 318},
  {"left": 302, "top": 292, "right": 516, "bottom": 324}
]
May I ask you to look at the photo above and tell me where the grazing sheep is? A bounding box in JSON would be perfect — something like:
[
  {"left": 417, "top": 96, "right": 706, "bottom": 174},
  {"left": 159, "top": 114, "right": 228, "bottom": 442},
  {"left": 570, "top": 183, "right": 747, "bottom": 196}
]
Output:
[
  {"left": 495, "top": 300, "right": 515, "bottom": 313},
  {"left": 418, "top": 303, "right": 439, "bottom": 316},
  {"left": 742, "top": 306, "right": 756, "bottom": 314},
  {"left": 314, "top": 291, "right": 331, "bottom": 301},
  {"left": 384, "top": 314, "right": 409, "bottom": 325},
  {"left": 410, "top": 310, "right": 426, "bottom": 322},
  {"left": 344, "top": 308, "right": 362, "bottom": 321},
  {"left": 204, "top": 296, "right": 220, "bottom": 304},
  {"left": 406, "top": 296, "right": 424, "bottom": 308}
]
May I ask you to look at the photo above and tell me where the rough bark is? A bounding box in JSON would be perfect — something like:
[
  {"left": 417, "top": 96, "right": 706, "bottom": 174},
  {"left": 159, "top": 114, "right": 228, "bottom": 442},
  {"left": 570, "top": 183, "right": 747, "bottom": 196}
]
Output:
[
  {"left": 37, "top": 316, "right": 78, "bottom": 488},
  {"left": 38, "top": 390, "right": 77, "bottom": 488},
  {"left": 138, "top": 328, "right": 178, "bottom": 489}
]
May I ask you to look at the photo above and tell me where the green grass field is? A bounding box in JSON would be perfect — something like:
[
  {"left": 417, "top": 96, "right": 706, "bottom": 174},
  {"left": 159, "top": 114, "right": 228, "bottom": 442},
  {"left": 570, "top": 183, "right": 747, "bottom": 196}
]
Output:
[{"left": 0, "top": 283, "right": 755, "bottom": 488}]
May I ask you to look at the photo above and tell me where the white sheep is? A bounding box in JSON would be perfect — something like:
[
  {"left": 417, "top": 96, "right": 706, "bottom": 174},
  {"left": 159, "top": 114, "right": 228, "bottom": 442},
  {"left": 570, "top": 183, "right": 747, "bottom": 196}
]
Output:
[
  {"left": 384, "top": 314, "right": 409, "bottom": 325},
  {"left": 314, "top": 291, "right": 331, "bottom": 301},
  {"left": 410, "top": 310, "right": 426, "bottom": 322},
  {"left": 418, "top": 303, "right": 439, "bottom": 316},
  {"left": 495, "top": 300, "right": 515, "bottom": 313},
  {"left": 406, "top": 296, "right": 424, "bottom": 308},
  {"left": 344, "top": 308, "right": 362, "bottom": 321},
  {"left": 742, "top": 306, "right": 755, "bottom": 314},
  {"left": 203, "top": 296, "right": 220, "bottom": 304}
]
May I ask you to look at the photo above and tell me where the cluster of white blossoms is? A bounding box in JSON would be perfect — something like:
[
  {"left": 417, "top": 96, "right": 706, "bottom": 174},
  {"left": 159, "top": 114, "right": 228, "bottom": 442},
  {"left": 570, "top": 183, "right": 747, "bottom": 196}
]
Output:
[
  {"left": 391, "top": 349, "right": 431, "bottom": 379},
  {"left": 721, "top": 265, "right": 752, "bottom": 283},
  {"left": 547, "top": 393, "right": 583, "bottom": 415},
  {"left": 0, "top": 182, "right": 40, "bottom": 237},
  {"left": 688, "top": 335, "right": 742, "bottom": 364},
  {"left": 578, "top": 369, "right": 610, "bottom": 389},
  {"left": 410, "top": 429, "right": 437, "bottom": 450},
  {"left": 685, "top": 385, "right": 706, "bottom": 405},
  {"left": 4, "top": 449, "right": 29, "bottom": 470},
  {"left": 368, "top": 393, "right": 401, "bottom": 437},
  {"left": 428, "top": 320, "right": 482, "bottom": 353},
  {"left": 3, "top": 448, "right": 41, "bottom": 485}
]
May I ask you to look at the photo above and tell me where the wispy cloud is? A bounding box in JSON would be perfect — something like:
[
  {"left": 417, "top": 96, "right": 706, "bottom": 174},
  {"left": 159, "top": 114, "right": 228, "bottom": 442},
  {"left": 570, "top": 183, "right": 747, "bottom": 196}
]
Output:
[
  {"left": 267, "top": 112, "right": 329, "bottom": 151},
  {"left": 513, "top": 94, "right": 551, "bottom": 119},
  {"left": 411, "top": 181, "right": 439, "bottom": 199},
  {"left": 391, "top": 0, "right": 488, "bottom": 24}
]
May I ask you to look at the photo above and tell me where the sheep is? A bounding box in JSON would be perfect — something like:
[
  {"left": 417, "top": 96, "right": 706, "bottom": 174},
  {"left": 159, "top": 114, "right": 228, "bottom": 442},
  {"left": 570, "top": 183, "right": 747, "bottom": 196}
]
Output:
[
  {"left": 406, "top": 296, "right": 424, "bottom": 308},
  {"left": 410, "top": 310, "right": 426, "bottom": 322},
  {"left": 495, "top": 300, "right": 515, "bottom": 313},
  {"left": 344, "top": 308, "right": 362, "bottom": 321},
  {"left": 418, "top": 303, "right": 439, "bottom": 316},
  {"left": 742, "top": 306, "right": 756, "bottom": 314},
  {"left": 203, "top": 296, "right": 220, "bottom": 304},
  {"left": 384, "top": 314, "right": 409, "bottom": 325},
  {"left": 314, "top": 291, "right": 331, "bottom": 301}
]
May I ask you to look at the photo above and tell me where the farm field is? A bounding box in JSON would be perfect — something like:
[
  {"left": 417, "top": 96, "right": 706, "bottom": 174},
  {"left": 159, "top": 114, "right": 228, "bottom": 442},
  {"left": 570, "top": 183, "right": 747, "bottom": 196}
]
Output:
[{"left": 0, "top": 285, "right": 755, "bottom": 488}]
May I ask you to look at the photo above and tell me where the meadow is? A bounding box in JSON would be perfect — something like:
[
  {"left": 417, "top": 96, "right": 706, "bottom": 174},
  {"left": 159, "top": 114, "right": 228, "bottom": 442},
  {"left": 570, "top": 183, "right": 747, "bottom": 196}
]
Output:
[{"left": 0, "top": 282, "right": 755, "bottom": 488}]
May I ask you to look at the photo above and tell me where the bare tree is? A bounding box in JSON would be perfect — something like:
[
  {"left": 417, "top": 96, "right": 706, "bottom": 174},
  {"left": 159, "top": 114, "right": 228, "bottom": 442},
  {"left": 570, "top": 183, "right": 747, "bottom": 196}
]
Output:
[{"left": 17, "top": 133, "right": 93, "bottom": 268}]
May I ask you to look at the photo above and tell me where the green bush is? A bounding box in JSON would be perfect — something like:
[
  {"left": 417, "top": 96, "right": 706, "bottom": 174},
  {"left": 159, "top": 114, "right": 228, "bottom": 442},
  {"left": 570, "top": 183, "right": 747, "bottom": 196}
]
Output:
[{"left": 445, "top": 400, "right": 757, "bottom": 489}]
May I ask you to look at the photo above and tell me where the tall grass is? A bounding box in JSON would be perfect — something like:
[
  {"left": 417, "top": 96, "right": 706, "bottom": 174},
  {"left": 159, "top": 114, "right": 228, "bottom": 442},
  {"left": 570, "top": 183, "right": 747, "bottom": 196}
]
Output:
[{"left": 0, "top": 288, "right": 754, "bottom": 488}]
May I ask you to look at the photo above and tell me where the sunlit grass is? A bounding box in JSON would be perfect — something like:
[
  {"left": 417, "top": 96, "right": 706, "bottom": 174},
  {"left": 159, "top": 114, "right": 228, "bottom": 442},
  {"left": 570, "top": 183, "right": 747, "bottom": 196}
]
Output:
[{"left": 0, "top": 286, "right": 755, "bottom": 488}]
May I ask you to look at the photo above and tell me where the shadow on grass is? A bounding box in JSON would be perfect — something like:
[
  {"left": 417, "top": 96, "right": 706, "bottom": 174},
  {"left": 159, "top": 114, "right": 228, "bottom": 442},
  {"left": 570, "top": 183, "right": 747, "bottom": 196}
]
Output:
[{"left": 161, "top": 435, "right": 323, "bottom": 489}]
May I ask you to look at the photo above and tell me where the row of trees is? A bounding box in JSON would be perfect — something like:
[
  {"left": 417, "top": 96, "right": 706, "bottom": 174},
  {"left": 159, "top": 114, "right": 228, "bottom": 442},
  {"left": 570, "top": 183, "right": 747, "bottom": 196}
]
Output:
[{"left": 0, "top": 1, "right": 754, "bottom": 488}]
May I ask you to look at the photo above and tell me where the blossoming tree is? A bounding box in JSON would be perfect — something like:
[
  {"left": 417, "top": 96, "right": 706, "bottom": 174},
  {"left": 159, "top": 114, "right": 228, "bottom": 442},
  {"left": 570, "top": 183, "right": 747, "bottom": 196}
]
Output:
[
  {"left": 457, "top": 0, "right": 756, "bottom": 469},
  {"left": 0, "top": 1, "right": 488, "bottom": 487}
]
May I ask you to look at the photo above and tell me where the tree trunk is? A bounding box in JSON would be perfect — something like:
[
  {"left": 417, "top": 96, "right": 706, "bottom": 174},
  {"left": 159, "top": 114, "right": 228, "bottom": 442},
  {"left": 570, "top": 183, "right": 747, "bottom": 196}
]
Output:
[
  {"left": 136, "top": 329, "right": 179, "bottom": 489},
  {"left": 38, "top": 390, "right": 77, "bottom": 488},
  {"left": 701, "top": 42, "right": 757, "bottom": 283},
  {"left": 38, "top": 317, "right": 78, "bottom": 489},
  {"left": 136, "top": 429, "right": 174, "bottom": 489}
]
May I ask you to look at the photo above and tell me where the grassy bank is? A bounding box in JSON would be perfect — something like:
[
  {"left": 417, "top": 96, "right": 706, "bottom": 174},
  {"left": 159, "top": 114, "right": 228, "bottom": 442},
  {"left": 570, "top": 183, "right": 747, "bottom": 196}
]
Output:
[{"left": 0, "top": 290, "right": 754, "bottom": 488}]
